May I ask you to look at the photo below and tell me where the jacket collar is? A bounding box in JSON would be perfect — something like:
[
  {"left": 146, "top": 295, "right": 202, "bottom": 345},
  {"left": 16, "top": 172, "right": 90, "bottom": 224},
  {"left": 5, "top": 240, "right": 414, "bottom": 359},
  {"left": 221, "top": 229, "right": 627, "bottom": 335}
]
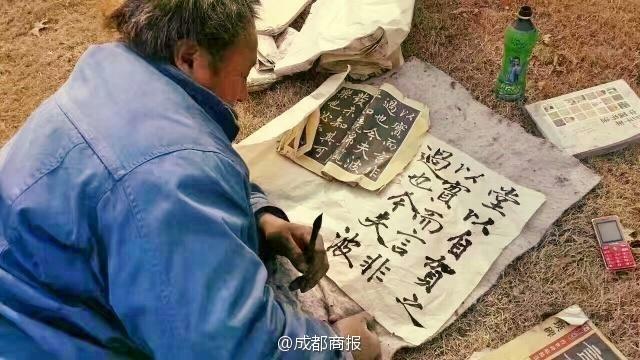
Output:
[{"left": 151, "top": 63, "right": 240, "bottom": 142}]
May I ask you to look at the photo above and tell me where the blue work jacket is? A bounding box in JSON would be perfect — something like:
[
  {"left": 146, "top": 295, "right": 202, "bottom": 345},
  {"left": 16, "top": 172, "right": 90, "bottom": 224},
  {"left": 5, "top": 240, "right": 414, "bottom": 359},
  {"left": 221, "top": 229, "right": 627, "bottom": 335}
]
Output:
[{"left": 0, "top": 43, "right": 342, "bottom": 359}]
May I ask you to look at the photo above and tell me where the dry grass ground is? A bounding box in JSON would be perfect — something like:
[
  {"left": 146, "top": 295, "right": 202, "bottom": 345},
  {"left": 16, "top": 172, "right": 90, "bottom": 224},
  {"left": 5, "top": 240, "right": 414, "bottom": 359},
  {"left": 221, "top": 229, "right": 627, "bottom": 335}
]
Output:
[{"left": 1, "top": 0, "right": 639, "bottom": 359}]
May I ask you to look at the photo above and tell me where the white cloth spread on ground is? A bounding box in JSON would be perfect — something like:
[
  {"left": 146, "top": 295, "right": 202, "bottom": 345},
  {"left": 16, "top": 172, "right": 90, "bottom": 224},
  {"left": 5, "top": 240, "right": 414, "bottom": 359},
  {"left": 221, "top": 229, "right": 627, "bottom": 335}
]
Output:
[{"left": 236, "top": 71, "right": 546, "bottom": 345}]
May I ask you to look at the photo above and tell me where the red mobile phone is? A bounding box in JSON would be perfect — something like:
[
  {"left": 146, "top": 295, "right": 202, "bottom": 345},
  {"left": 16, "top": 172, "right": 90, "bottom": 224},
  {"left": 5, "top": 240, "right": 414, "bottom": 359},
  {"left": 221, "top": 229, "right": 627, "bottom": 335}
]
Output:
[{"left": 592, "top": 216, "right": 637, "bottom": 272}]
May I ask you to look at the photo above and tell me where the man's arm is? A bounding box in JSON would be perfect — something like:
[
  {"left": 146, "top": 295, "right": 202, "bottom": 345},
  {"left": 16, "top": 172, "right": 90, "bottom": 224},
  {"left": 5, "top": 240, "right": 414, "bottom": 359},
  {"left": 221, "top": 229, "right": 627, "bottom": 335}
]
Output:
[{"left": 96, "top": 150, "right": 344, "bottom": 359}]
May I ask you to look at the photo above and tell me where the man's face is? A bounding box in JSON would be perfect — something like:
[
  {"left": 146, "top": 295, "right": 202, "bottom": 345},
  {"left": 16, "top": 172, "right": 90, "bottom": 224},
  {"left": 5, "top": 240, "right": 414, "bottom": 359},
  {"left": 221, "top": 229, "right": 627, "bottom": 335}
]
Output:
[{"left": 182, "top": 25, "right": 258, "bottom": 106}]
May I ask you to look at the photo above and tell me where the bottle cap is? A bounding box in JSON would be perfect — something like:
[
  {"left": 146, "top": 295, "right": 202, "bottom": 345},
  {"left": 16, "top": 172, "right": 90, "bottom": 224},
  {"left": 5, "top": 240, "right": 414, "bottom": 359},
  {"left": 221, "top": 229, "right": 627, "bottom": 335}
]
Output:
[{"left": 517, "top": 6, "right": 533, "bottom": 19}]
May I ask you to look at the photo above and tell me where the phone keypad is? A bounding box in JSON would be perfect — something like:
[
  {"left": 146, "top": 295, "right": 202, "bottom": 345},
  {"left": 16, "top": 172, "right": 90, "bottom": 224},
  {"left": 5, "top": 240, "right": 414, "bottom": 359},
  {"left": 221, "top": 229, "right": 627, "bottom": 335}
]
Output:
[{"left": 602, "top": 243, "right": 637, "bottom": 271}]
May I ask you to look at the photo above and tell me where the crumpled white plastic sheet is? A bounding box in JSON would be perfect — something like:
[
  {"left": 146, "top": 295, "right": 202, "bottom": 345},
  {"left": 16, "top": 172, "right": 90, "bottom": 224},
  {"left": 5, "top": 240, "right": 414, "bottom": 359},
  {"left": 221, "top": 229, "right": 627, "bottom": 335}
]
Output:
[
  {"left": 248, "top": 28, "right": 300, "bottom": 92},
  {"left": 274, "top": 0, "right": 414, "bottom": 79},
  {"left": 255, "top": 0, "right": 313, "bottom": 36}
]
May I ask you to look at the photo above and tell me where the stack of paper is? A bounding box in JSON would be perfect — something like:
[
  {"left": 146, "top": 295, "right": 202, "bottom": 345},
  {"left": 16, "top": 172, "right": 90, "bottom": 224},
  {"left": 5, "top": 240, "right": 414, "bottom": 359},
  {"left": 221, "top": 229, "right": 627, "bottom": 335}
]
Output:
[
  {"left": 316, "top": 29, "right": 405, "bottom": 81},
  {"left": 525, "top": 80, "right": 640, "bottom": 158}
]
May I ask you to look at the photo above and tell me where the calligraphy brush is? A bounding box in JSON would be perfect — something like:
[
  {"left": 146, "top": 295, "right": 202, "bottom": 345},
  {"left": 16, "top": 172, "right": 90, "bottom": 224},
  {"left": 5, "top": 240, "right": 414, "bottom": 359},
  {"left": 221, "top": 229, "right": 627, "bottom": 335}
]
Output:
[{"left": 289, "top": 213, "right": 323, "bottom": 292}]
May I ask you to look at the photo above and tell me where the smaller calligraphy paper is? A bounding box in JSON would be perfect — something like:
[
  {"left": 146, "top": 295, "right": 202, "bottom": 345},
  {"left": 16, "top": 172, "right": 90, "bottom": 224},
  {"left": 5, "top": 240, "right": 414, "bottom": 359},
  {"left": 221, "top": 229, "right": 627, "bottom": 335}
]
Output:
[{"left": 278, "top": 83, "right": 429, "bottom": 191}]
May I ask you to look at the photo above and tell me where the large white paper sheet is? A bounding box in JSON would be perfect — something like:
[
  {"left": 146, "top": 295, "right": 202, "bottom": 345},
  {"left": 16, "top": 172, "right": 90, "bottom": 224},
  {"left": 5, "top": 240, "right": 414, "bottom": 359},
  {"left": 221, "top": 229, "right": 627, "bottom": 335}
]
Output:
[
  {"left": 236, "top": 75, "right": 546, "bottom": 345},
  {"left": 238, "top": 134, "right": 545, "bottom": 345}
]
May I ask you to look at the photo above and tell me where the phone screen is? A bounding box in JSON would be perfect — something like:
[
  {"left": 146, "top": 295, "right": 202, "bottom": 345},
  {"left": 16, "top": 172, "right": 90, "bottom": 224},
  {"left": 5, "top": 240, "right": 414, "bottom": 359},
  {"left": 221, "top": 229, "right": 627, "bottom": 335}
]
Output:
[{"left": 597, "top": 220, "right": 623, "bottom": 243}]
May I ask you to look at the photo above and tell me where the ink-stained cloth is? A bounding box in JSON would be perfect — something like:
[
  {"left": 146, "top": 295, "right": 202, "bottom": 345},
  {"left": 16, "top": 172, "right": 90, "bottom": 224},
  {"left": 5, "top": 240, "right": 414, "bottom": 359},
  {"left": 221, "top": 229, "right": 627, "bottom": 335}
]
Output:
[{"left": 0, "top": 43, "right": 345, "bottom": 360}]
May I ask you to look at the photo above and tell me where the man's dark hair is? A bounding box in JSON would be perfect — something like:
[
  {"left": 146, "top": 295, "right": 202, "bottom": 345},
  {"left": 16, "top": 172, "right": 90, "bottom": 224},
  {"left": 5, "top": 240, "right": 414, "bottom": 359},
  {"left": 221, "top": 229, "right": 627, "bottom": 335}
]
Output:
[{"left": 108, "top": 0, "right": 259, "bottom": 64}]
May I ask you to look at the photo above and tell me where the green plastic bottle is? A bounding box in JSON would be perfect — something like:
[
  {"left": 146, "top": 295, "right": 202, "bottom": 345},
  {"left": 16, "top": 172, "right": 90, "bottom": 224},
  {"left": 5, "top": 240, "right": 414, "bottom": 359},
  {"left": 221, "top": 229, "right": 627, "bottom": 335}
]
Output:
[{"left": 495, "top": 6, "right": 539, "bottom": 102}]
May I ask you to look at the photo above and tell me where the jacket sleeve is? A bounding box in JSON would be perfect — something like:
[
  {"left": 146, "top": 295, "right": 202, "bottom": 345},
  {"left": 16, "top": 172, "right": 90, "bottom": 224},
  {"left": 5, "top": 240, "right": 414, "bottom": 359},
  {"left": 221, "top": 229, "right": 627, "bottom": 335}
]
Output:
[
  {"left": 250, "top": 183, "right": 289, "bottom": 222},
  {"left": 96, "top": 150, "right": 344, "bottom": 359}
]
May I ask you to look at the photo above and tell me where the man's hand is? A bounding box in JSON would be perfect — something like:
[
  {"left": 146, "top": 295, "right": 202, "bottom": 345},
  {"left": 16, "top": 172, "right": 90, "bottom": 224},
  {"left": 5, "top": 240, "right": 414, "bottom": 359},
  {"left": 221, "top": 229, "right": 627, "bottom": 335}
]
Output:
[
  {"left": 332, "top": 312, "right": 381, "bottom": 360},
  {"left": 259, "top": 213, "right": 329, "bottom": 292}
]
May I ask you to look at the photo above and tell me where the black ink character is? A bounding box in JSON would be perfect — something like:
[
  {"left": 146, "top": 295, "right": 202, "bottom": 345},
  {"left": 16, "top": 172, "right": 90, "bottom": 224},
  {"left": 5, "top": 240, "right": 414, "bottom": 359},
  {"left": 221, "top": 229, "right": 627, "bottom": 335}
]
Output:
[
  {"left": 543, "top": 327, "right": 556, "bottom": 337},
  {"left": 437, "top": 180, "right": 470, "bottom": 209},
  {"left": 387, "top": 191, "right": 419, "bottom": 216},
  {"left": 454, "top": 164, "right": 469, "bottom": 173},
  {"left": 391, "top": 237, "right": 411, "bottom": 257},
  {"left": 397, "top": 228, "right": 426, "bottom": 245},
  {"left": 447, "top": 230, "right": 473, "bottom": 261},
  {"left": 482, "top": 186, "right": 521, "bottom": 217},
  {"left": 419, "top": 146, "right": 453, "bottom": 172},
  {"left": 415, "top": 255, "right": 456, "bottom": 294},
  {"left": 360, "top": 254, "right": 391, "bottom": 283},
  {"left": 464, "top": 173, "right": 486, "bottom": 184},
  {"left": 553, "top": 319, "right": 567, "bottom": 332},
  {"left": 463, "top": 209, "right": 495, "bottom": 236},
  {"left": 326, "top": 227, "right": 361, "bottom": 268},
  {"left": 455, "top": 163, "right": 485, "bottom": 184},
  {"left": 358, "top": 211, "right": 391, "bottom": 248},
  {"left": 418, "top": 208, "right": 444, "bottom": 234},
  {"left": 396, "top": 293, "right": 425, "bottom": 328},
  {"left": 408, "top": 172, "right": 433, "bottom": 192}
]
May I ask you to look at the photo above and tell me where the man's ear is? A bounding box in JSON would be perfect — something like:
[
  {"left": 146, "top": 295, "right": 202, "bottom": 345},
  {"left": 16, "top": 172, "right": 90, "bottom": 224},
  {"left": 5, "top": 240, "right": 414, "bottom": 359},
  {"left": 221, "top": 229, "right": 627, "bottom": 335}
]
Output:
[{"left": 173, "top": 40, "right": 200, "bottom": 76}]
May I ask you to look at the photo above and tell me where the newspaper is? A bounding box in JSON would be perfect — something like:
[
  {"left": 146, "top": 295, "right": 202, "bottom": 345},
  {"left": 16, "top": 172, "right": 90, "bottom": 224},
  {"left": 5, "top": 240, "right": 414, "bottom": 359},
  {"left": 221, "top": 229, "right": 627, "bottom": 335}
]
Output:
[
  {"left": 277, "top": 82, "right": 429, "bottom": 191},
  {"left": 525, "top": 80, "right": 640, "bottom": 158},
  {"left": 475, "top": 305, "right": 628, "bottom": 360}
]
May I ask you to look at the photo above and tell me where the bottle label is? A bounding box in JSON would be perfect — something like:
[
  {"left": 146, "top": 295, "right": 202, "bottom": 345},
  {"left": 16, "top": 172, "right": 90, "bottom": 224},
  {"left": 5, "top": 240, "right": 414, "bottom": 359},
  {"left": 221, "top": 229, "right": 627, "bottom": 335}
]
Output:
[{"left": 496, "top": 29, "right": 539, "bottom": 101}]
